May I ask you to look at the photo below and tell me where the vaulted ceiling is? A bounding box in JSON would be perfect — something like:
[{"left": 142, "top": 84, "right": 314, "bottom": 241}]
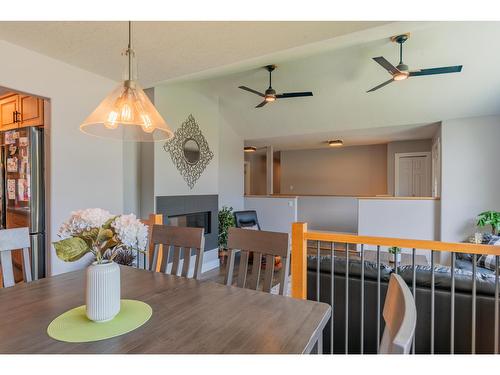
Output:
[
  {"left": 200, "top": 21, "right": 500, "bottom": 145},
  {"left": 2, "top": 21, "right": 499, "bottom": 149},
  {"left": 0, "top": 21, "right": 386, "bottom": 87}
]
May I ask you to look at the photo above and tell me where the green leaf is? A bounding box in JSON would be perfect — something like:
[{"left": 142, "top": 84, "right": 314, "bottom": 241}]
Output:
[
  {"left": 53, "top": 237, "right": 91, "bottom": 262},
  {"left": 97, "top": 229, "right": 114, "bottom": 244},
  {"left": 102, "top": 217, "right": 116, "bottom": 229},
  {"left": 79, "top": 228, "right": 99, "bottom": 248}
]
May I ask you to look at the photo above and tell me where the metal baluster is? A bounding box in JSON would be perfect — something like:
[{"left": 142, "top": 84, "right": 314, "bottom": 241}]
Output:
[
  {"left": 345, "top": 242, "right": 349, "bottom": 354},
  {"left": 394, "top": 247, "right": 398, "bottom": 275},
  {"left": 450, "top": 252, "right": 455, "bottom": 354},
  {"left": 331, "top": 241, "right": 335, "bottom": 354},
  {"left": 472, "top": 253, "right": 477, "bottom": 354},
  {"left": 360, "top": 244, "right": 365, "bottom": 354},
  {"left": 412, "top": 248, "right": 416, "bottom": 354},
  {"left": 316, "top": 241, "right": 321, "bottom": 302},
  {"left": 495, "top": 255, "right": 499, "bottom": 354},
  {"left": 431, "top": 249, "right": 435, "bottom": 354},
  {"left": 376, "top": 245, "right": 381, "bottom": 353}
]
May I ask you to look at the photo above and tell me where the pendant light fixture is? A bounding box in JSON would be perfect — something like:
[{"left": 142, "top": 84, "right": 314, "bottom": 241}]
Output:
[{"left": 80, "top": 21, "right": 173, "bottom": 142}]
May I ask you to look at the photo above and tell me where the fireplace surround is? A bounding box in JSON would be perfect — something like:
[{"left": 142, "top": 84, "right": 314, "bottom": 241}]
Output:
[{"left": 156, "top": 195, "right": 218, "bottom": 251}]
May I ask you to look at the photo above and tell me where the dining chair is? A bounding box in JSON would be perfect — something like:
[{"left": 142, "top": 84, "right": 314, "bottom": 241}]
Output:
[
  {"left": 224, "top": 227, "right": 290, "bottom": 295},
  {"left": 379, "top": 273, "right": 417, "bottom": 354},
  {"left": 149, "top": 224, "right": 205, "bottom": 280},
  {"left": 233, "top": 210, "right": 261, "bottom": 230},
  {"left": 139, "top": 214, "right": 163, "bottom": 270},
  {"left": 0, "top": 227, "right": 32, "bottom": 288}
]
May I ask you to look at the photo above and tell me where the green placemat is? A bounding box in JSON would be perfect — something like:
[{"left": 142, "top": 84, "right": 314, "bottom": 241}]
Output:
[{"left": 47, "top": 299, "right": 152, "bottom": 343}]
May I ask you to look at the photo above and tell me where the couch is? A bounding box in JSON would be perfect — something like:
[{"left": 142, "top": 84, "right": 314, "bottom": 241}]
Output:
[{"left": 307, "top": 253, "right": 499, "bottom": 354}]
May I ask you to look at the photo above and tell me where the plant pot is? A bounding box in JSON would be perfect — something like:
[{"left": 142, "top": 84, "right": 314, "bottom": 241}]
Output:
[
  {"left": 389, "top": 253, "right": 402, "bottom": 264},
  {"left": 86, "top": 260, "right": 120, "bottom": 322}
]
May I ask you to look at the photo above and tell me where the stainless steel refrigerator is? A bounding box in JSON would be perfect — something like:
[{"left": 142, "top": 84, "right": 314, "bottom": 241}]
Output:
[{"left": 0, "top": 126, "right": 45, "bottom": 281}]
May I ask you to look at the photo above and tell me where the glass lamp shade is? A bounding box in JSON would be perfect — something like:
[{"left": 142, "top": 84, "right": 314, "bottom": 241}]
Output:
[{"left": 80, "top": 80, "right": 174, "bottom": 142}]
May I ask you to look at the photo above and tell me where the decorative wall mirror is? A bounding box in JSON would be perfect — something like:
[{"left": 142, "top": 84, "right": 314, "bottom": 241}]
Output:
[
  {"left": 163, "top": 114, "right": 213, "bottom": 189},
  {"left": 183, "top": 138, "right": 201, "bottom": 164}
]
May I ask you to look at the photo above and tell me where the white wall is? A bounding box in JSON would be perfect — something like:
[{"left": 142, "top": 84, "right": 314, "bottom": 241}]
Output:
[
  {"left": 358, "top": 198, "right": 440, "bottom": 240},
  {"left": 0, "top": 41, "right": 123, "bottom": 275},
  {"left": 441, "top": 115, "right": 500, "bottom": 243},
  {"left": 218, "top": 105, "right": 244, "bottom": 210},
  {"left": 244, "top": 196, "right": 297, "bottom": 234},
  {"left": 297, "top": 196, "right": 358, "bottom": 233},
  {"left": 280, "top": 144, "right": 387, "bottom": 196},
  {"left": 358, "top": 198, "right": 440, "bottom": 260},
  {"left": 154, "top": 82, "right": 219, "bottom": 198}
]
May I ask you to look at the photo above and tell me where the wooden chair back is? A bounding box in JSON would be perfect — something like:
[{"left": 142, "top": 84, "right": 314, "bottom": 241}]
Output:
[
  {"left": 140, "top": 214, "right": 163, "bottom": 270},
  {"left": 149, "top": 224, "right": 205, "bottom": 280},
  {"left": 379, "top": 274, "right": 417, "bottom": 354},
  {"left": 0, "top": 227, "right": 31, "bottom": 288},
  {"left": 225, "top": 227, "right": 290, "bottom": 295}
]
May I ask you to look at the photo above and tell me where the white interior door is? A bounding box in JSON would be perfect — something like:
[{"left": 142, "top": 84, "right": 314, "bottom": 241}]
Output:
[
  {"left": 397, "top": 158, "right": 414, "bottom": 196},
  {"left": 395, "top": 153, "right": 431, "bottom": 197}
]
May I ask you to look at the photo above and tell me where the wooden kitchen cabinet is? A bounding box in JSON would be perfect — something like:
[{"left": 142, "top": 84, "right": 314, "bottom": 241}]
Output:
[
  {"left": 0, "top": 93, "right": 44, "bottom": 130},
  {"left": 19, "top": 95, "right": 44, "bottom": 127},
  {"left": 0, "top": 94, "right": 19, "bottom": 130}
]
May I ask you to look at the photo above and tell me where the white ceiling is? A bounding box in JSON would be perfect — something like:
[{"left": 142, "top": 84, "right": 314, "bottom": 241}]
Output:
[
  {"left": 0, "top": 21, "right": 386, "bottom": 87},
  {"left": 2, "top": 21, "right": 499, "bottom": 149},
  {"left": 200, "top": 21, "right": 500, "bottom": 143}
]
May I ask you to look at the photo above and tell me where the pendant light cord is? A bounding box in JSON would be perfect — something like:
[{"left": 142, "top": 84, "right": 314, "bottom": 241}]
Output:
[{"left": 128, "top": 21, "right": 132, "bottom": 81}]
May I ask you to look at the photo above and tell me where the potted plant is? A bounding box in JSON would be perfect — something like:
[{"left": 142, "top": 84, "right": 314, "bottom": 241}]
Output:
[
  {"left": 53, "top": 208, "right": 148, "bottom": 322},
  {"left": 388, "top": 246, "right": 402, "bottom": 264},
  {"left": 477, "top": 211, "right": 500, "bottom": 236},
  {"left": 218, "top": 206, "right": 235, "bottom": 262}
]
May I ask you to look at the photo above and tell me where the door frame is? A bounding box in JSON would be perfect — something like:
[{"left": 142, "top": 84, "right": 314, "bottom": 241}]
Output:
[
  {"left": 244, "top": 161, "right": 251, "bottom": 195},
  {"left": 394, "top": 152, "right": 432, "bottom": 197}
]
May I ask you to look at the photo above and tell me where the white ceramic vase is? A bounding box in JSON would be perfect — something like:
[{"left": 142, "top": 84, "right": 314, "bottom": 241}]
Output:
[
  {"left": 390, "top": 252, "right": 402, "bottom": 264},
  {"left": 86, "top": 260, "right": 121, "bottom": 322}
]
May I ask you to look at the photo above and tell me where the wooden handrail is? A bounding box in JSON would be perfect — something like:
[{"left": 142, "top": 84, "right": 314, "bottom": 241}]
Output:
[
  {"left": 290, "top": 222, "right": 500, "bottom": 299},
  {"left": 305, "top": 231, "right": 500, "bottom": 256}
]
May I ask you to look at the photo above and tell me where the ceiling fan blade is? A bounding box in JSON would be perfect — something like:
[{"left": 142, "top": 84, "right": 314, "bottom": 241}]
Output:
[
  {"left": 276, "top": 92, "right": 313, "bottom": 98},
  {"left": 373, "top": 56, "right": 400, "bottom": 76},
  {"left": 367, "top": 78, "right": 394, "bottom": 93},
  {"left": 255, "top": 100, "right": 268, "bottom": 108},
  {"left": 238, "top": 86, "right": 265, "bottom": 97},
  {"left": 409, "top": 65, "right": 463, "bottom": 77}
]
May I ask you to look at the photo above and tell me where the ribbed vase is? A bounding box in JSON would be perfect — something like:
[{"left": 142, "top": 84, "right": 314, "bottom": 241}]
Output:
[{"left": 86, "top": 261, "right": 121, "bottom": 322}]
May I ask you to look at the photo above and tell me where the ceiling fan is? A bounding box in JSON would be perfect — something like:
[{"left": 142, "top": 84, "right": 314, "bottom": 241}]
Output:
[
  {"left": 367, "top": 33, "right": 463, "bottom": 93},
  {"left": 238, "top": 65, "right": 313, "bottom": 108}
]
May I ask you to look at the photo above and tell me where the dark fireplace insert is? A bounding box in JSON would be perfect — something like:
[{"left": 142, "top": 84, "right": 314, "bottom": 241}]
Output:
[{"left": 168, "top": 211, "right": 211, "bottom": 235}]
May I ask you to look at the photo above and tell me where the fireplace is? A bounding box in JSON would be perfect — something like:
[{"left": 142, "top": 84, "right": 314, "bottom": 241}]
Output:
[
  {"left": 156, "top": 195, "right": 218, "bottom": 250},
  {"left": 168, "top": 211, "right": 211, "bottom": 235}
]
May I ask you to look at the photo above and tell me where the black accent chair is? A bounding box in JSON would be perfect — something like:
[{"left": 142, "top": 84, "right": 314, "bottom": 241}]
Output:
[{"left": 233, "top": 210, "right": 261, "bottom": 230}]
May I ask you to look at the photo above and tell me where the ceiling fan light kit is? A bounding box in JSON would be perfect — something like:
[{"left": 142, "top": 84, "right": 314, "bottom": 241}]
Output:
[
  {"left": 238, "top": 65, "right": 313, "bottom": 108},
  {"left": 80, "top": 21, "right": 174, "bottom": 142},
  {"left": 367, "top": 33, "right": 463, "bottom": 92},
  {"left": 328, "top": 139, "right": 344, "bottom": 147}
]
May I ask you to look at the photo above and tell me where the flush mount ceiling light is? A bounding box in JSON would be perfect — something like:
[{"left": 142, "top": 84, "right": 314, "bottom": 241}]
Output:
[
  {"left": 328, "top": 139, "right": 344, "bottom": 147},
  {"left": 244, "top": 146, "right": 257, "bottom": 153},
  {"left": 80, "top": 21, "right": 173, "bottom": 142}
]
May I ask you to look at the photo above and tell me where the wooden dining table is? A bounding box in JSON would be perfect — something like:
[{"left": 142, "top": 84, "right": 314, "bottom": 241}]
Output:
[{"left": 0, "top": 266, "right": 330, "bottom": 354}]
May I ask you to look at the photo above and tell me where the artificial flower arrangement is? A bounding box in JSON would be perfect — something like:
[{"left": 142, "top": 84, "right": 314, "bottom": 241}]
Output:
[{"left": 53, "top": 208, "right": 149, "bottom": 266}]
